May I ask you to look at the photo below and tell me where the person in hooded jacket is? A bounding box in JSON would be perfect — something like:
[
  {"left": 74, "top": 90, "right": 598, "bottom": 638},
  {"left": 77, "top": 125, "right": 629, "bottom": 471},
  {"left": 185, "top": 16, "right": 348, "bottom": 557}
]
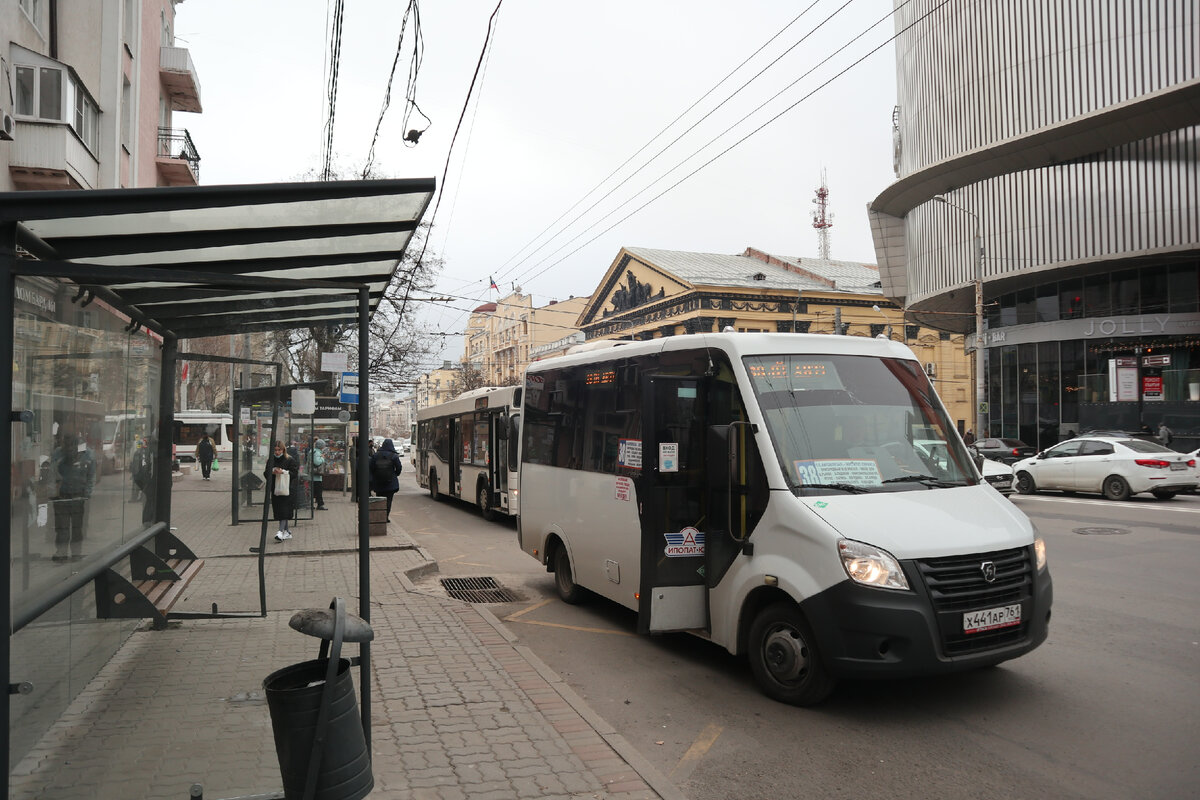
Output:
[
  {"left": 195, "top": 432, "right": 216, "bottom": 480},
  {"left": 370, "top": 438, "right": 403, "bottom": 522}
]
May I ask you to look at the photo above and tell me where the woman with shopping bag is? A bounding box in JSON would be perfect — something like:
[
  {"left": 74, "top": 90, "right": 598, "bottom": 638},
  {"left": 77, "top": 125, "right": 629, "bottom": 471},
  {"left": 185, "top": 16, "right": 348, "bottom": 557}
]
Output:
[{"left": 265, "top": 440, "right": 299, "bottom": 542}]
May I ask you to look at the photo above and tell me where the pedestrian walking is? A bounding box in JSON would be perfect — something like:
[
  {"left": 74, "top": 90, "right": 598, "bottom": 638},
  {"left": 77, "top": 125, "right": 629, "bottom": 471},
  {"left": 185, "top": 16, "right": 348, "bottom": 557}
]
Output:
[
  {"left": 1158, "top": 421, "right": 1173, "bottom": 447},
  {"left": 265, "top": 440, "right": 299, "bottom": 541},
  {"left": 311, "top": 438, "right": 328, "bottom": 510},
  {"left": 370, "top": 438, "right": 403, "bottom": 522},
  {"left": 196, "top": 431, "right": 216, "bottom": 480}
]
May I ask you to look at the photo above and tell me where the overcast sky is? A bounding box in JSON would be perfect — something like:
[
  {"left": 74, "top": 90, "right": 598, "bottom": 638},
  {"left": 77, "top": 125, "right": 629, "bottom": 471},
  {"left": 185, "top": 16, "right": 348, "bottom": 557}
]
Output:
[{"left": 178, "top": 0, "right": 900, "bottom": 363}]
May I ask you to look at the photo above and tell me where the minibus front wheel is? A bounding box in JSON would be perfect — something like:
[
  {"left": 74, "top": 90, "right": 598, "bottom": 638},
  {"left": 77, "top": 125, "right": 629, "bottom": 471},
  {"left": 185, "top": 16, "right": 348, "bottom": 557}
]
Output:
[{"left": 748, "top": 602, "right": 835, "bottom": 706}]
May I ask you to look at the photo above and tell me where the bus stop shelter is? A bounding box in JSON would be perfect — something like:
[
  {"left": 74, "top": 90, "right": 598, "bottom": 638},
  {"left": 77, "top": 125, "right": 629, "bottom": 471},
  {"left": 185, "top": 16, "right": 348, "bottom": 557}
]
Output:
[{"left": 0, "top": 177, "right": 435, "bottom": 794}]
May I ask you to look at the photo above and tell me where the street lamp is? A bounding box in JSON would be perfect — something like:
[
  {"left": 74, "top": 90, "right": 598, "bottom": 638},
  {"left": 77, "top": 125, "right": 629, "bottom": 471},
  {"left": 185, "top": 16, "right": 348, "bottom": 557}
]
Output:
[{"left": 931, "top": 194, "right": 986, "bottom": 440}]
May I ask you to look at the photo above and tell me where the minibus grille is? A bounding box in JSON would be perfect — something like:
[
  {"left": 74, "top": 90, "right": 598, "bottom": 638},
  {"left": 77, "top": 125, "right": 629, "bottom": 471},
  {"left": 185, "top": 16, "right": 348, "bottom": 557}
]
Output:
[{"left": 914, "top": 547, "right": 1033, "bottom": 655}]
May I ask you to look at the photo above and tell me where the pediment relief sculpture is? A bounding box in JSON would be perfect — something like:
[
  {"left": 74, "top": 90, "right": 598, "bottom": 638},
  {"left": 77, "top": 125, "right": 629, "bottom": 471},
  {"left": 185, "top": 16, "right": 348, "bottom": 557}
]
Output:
[{"left": 603, "top": 270, "right": 666, "bottom": 317}]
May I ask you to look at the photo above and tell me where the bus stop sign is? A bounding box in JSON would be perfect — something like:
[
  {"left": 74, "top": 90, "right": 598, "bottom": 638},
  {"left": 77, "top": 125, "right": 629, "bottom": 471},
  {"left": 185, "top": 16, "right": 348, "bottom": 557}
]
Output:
[{"left": 340, "top": 372, "right": 359, "bottom": 404}]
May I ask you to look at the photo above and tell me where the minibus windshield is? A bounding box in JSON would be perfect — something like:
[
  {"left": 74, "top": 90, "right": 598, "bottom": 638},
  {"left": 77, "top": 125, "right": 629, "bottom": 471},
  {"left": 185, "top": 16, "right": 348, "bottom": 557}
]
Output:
[{"left": 743, "top": 354, "right": 979, "bottom": 495}]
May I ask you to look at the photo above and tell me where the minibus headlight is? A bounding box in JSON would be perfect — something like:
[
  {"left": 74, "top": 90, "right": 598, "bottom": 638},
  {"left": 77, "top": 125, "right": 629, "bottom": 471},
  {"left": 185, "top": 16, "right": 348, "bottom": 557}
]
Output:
[
  {"left": 838, "top": 539, "right": 909, "bottom": 591},
  {"left": 1034, "top": 537, "right": 1047, "bottom": 572}
]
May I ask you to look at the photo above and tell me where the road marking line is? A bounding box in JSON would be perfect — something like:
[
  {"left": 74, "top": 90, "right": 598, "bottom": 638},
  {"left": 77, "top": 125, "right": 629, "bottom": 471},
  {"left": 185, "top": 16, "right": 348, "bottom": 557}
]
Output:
[
  {"left": 1011, "top": 495, "right": 1200, "bottom": 513},
  {"left": 505, "top": 598, "right": 553, "bottom": 620},
  {"left": 670, "top": 722, "right": 723, "bottom": 781},
  {"left": 503, "top": 617, "right": 636, "bottom": 636}
]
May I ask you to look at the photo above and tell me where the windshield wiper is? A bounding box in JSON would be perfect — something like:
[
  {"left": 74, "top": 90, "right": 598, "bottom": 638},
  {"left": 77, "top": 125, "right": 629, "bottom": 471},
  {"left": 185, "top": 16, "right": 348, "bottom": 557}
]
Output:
[
  {"left": 881, "top": 474, "right": 966, "bottom": 488},
  {"left": 797, "top": 482, "right": 873, "bottom": 494}
]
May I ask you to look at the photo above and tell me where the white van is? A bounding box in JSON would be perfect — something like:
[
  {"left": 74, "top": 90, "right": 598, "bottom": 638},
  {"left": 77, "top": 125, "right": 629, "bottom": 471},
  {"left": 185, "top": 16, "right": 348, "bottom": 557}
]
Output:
[
  {"left": 517, "top": 333, "right": 1052, "bottom": 704},
  {"left": 172, "top": 412, "right": 234, "bottom": 462}
]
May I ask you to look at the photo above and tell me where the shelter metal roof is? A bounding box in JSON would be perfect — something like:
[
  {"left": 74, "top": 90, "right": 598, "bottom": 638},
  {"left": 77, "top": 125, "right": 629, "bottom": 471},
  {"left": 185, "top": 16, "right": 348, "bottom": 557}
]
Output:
[{"left": 0, "top": 178, "right": 436, "bottom": 338}]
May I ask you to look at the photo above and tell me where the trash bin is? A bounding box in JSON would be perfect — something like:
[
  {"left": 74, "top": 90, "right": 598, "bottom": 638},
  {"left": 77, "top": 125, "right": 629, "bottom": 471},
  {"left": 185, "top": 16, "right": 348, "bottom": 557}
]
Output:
[
  {"left": 264, "top": 658, "right": 372, "bottom": 800},
  {"left": 263, "top": 597, "right": 374, "bottom": 800}
]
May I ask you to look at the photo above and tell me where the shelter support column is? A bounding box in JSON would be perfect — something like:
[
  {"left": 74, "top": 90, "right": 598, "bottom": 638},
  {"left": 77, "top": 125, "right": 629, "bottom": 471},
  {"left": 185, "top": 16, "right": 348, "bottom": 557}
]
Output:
[
  {"left": 357, "top": 285, "right": 372, "bottom": 750},
  {"left": 1, "top": 222, "right": 16, "bottom": 797}
]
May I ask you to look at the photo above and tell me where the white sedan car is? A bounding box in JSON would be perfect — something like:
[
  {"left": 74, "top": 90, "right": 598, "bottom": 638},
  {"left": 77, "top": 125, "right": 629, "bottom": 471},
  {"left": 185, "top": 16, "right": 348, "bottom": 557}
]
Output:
[{"left": 1012, "top": 436, "right": 1197, "bottom": 500}]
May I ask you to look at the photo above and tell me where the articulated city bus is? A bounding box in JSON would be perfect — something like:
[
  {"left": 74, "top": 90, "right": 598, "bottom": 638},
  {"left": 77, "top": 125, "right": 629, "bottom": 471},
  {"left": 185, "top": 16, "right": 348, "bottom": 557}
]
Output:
[
  {"left": 517, "top": 333, "right": 1052, "bottom": 705},
  {"left": 415, "top": 386, "right": 522, "bottom": 520}
]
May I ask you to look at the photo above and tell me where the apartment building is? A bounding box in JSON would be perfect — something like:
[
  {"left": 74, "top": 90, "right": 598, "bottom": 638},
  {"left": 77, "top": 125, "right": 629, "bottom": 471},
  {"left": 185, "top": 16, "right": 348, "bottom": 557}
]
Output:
[
  {"left": 5, "top": 0, "right": 201, "bottom": 192},
  {"left": 463, "top": 291, "right": 591, "bottom": 386}
]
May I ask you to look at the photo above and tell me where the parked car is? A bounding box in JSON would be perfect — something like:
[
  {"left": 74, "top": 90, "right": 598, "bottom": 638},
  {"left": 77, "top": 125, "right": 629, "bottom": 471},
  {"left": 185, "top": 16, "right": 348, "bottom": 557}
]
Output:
[
  {"left": 1012, "top": 436, "right": 1197, "bottom": 500},
  {"left": 972, "top": 437, "right": 1037, "bottom": 464},
  {"left": 1187, "top": 448, "right": 1200, "bottom": 494}
]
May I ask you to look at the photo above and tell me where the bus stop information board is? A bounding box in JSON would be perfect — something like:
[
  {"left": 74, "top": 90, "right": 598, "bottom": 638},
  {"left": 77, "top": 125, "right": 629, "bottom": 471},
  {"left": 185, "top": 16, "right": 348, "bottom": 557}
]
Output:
[{"left": 340, "top": 372, "right": 359, "bottom": 404}]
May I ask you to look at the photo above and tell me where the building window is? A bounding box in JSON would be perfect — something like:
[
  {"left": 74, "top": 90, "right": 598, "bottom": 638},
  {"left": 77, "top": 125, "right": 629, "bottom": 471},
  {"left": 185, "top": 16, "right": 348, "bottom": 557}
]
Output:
[
  {"left": 14, "top": 63, "right": 100, "bottom": 152},
  {"left": 19, "top": 0, "right": 45, "bottom": 31},
  {"left": 905, "top": 325, "right": 920, "bottom": 340}
]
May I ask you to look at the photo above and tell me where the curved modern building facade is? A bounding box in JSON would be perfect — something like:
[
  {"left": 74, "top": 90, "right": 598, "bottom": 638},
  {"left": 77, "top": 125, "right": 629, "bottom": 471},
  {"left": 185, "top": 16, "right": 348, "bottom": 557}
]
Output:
[{"left": 870, "top": 0, "right": 1200, "bottom": 450}]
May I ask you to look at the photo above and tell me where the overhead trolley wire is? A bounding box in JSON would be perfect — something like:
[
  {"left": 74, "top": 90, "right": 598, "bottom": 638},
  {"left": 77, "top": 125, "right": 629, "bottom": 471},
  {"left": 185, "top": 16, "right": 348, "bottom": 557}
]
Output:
[
  {"left": 490, "top": 0, "right": 830, "bottom": 285},
  {"left": 394, "top": 0, "right": 505, "bottom": 346},
  {"left": 514, "top": 0, "right": 940, "bottom": 289},
  {"left": 362, "top": 0, "right": 425, "bottom": 179}
]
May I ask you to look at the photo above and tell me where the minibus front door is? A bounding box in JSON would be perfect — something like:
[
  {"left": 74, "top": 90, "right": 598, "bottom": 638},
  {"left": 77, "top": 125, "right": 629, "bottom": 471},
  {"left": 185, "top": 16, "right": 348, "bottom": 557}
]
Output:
[{"left": 638, "top": 375, "right": 711, "bottom": 634}]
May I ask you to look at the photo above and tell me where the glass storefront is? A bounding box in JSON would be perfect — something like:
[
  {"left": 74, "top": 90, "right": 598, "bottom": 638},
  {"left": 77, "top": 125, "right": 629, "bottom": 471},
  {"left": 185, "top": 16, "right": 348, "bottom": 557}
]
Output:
[
  {"left": 9, "top": 276, "right": 163, "bottom": 764},
  {"left": 986, "top": 335, "right": 1200, "bottom": 449}
]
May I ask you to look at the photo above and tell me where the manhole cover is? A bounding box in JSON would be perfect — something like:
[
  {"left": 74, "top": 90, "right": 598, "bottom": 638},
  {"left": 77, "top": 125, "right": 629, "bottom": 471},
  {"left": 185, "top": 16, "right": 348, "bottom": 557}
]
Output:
[
  {"left": 440, "top": 576, "right": 521, "bottom": 603},
  {"left": 1074, "top": 527, "right": 1131, "bottom": 536}
]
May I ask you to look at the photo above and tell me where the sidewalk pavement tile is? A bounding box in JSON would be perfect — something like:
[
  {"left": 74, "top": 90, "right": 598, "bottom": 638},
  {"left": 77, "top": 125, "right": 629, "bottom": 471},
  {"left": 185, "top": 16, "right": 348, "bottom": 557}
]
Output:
[{"left": 10, "top": 468, "right": 681, "bottom": 800}]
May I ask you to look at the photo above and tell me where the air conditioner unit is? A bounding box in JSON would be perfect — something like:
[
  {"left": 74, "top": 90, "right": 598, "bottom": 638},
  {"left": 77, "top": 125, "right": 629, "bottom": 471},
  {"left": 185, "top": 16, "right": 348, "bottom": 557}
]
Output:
[
  {"left": 0, "top": 112, "right": 15, "bottom": 141},
  {"left": 924, "top": 362, "right": 937, "bottom": 377}
]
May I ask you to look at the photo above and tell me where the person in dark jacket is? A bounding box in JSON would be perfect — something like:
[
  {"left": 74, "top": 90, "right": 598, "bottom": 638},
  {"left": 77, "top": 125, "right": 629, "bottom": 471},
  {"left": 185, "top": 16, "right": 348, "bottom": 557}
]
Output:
[
  {"left": 370, "top": 438, "right": 403, "bottom": 522},
  {"left": 196, "top": 432, "right": 216, "bottom": 480},
  {"left": 265, "top": 440, "right": 299, "bottom": 541}
]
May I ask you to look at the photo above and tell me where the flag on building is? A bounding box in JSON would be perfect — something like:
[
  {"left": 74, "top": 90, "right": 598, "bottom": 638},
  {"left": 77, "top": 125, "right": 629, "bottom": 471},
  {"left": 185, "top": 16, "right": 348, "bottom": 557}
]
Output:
[
  {"left": 180, "top": 361, "right": 189, "bottom": 382},
  {"left": 489, "top": 276, "right": 498, "bottom": 291}
]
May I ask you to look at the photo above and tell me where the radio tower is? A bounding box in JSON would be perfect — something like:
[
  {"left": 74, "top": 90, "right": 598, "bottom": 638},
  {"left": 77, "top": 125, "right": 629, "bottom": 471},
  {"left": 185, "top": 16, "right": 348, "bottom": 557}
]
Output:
[{"left": 811, "top": 170, "right": 833, "bottom": 260}]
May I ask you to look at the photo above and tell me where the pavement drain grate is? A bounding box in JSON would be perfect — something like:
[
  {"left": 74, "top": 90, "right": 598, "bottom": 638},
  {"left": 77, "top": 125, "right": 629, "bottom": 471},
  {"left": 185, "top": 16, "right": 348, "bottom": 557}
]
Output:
[
  {"left": 1074, "top": 527, "right": 1131, "bottom": 536},
  {"left": 440, "top": 576, "right": 520, "bottom": 603}
]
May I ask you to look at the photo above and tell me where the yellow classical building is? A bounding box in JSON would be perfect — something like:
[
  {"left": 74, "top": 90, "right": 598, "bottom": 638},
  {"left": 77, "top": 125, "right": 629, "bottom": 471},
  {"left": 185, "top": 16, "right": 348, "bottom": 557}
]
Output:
[
  {"left": 464, "top": 291, "right": 591, "bottom": 385},
  {"left": 576, "top": 246, "right": 977, "bottom": 434}
]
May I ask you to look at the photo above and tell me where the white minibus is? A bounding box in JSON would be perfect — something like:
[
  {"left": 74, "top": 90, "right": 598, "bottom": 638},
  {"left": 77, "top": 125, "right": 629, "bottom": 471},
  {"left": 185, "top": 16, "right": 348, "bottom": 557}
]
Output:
[
  {"left": 517, "top": 333, "right": 1052, "bottom": 705},
  {"left": 415, "top": 386, "right": 522, "bottom": 520}
]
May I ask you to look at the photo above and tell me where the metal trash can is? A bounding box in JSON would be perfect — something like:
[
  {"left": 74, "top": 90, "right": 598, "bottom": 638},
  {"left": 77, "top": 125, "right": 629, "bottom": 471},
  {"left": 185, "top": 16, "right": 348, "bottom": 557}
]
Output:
[{"left": 262, "top": 598, "right": 374, "bottom": 800}]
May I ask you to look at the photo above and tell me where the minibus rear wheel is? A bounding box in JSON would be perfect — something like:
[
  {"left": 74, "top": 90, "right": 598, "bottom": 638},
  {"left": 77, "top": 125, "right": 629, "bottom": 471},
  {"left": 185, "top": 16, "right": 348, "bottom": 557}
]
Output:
[
  {"left": 553, "top": 545, "right": 584, "bottom": 605},
  {"left": 748, "top": 602, "right": 835, "bottom": 706}
]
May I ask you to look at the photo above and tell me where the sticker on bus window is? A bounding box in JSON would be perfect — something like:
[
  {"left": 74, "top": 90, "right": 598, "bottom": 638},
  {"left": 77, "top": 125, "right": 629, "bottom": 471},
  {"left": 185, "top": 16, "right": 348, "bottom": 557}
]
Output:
[
  {"left": 615, "top": 476, "right": 633, "bottom": 501},
  {"left": 664, "top": 527, "right": 705, "bottom": 557},
  {"left": 618, "top": 438, "right": 642, "bottom": 469},
  {"left": 659, "top": 442, "right": 678, "bottom": 472},
  {"left": 794, "top": 459, "right": 882, "bottom": 486}
]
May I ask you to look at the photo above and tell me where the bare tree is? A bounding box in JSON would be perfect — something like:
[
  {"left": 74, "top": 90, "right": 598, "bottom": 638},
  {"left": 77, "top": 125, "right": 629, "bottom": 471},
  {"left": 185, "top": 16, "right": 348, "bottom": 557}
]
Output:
[
  {"left": 449, "top": 361, "right": 489, "bottom": 396},
  {"left": 263, "top": 222, "right": 442, "bottom": 394}
]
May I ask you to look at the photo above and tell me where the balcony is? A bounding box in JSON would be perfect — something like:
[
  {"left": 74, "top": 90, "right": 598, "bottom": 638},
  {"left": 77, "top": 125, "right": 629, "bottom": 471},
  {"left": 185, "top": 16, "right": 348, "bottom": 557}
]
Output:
[
  {"left": 160, "top": 46, "right": 202, "bottom": 113},
  {"left": 156, "top": 127, "right": 200, "bottom": 185},
  {"left": 8, "top": 120, "right": 98, "bottom": 190}
]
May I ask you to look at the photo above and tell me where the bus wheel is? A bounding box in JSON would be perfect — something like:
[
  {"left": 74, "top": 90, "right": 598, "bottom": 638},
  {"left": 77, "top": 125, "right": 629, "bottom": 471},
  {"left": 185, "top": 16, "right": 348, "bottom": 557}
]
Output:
[
  {"left": 553, "top": 545, "right": 583, "bottom": 605},
  {"left": 477, "top": 480, "right": 496, "bottom": 521},
  {"left": 748, "top": 602, "right": 834, "bottom": 706},
  {"left": 428, "top": 471, "right": 439, "bottom": 501}
]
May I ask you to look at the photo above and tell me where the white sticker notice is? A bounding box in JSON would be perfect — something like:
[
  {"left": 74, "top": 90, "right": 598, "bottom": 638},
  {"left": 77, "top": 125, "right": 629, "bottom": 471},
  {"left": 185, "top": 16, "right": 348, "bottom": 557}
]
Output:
[
  {"left": 659, "top": 442, "right": 678, "bottom": 472},
  {"left": 618, "top": 438, "right": 642, "bottom": 469}
]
